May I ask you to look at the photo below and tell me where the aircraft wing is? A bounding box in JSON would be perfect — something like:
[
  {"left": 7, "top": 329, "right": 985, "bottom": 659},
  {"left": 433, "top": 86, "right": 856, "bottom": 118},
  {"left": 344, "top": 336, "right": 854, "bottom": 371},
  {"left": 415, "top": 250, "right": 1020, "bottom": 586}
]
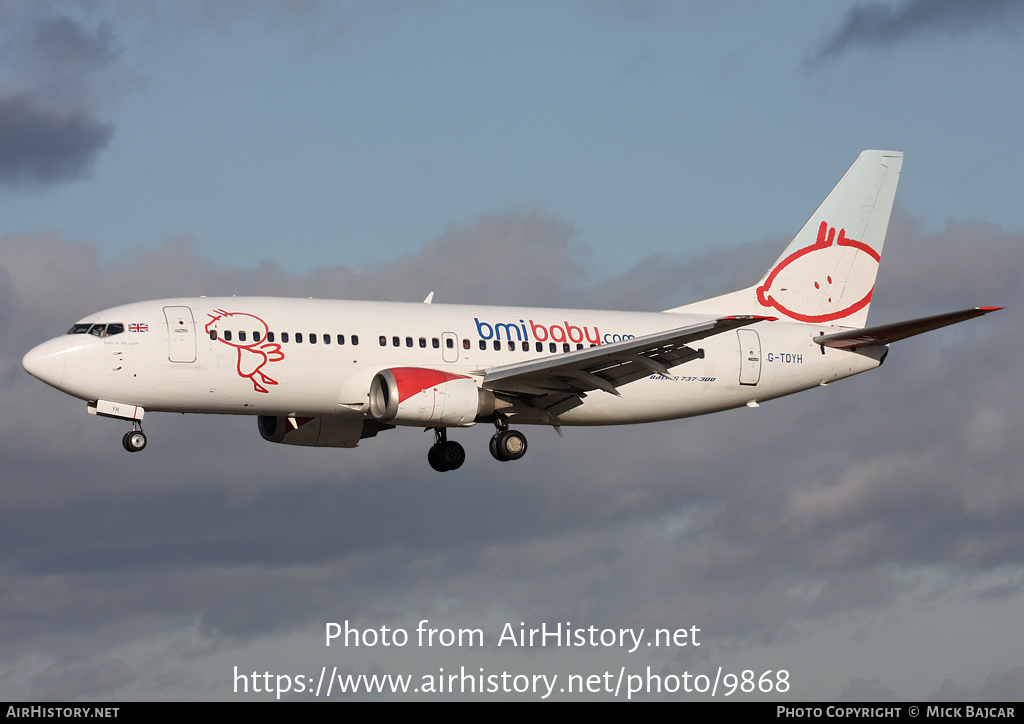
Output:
[
  {"left": 813, "top": 307, "right": 1002, "bottom": 350},
  {"left": 481, "top": 315, "right": 773, "bottom": 415}
]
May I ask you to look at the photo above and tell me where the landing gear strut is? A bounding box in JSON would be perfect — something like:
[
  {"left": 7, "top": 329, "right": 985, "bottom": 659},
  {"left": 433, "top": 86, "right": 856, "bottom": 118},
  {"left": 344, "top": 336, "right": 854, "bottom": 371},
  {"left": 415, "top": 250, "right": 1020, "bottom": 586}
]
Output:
[
  {"left": 121, "top": 420, "right": 147, "bottom": 453},
  {"left": 489, "top": 418, "right": 527, "bottom": 462},
  {"left": 427, "top": 428, "right": 465, "bottom": 472}
]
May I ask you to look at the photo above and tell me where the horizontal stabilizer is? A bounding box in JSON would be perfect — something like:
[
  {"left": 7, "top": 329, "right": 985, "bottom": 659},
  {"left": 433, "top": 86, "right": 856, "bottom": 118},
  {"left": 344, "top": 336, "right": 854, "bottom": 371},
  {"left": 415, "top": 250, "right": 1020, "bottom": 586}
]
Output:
[{"left": 813, "top": 307, "right": 1002, "bottom": 349}]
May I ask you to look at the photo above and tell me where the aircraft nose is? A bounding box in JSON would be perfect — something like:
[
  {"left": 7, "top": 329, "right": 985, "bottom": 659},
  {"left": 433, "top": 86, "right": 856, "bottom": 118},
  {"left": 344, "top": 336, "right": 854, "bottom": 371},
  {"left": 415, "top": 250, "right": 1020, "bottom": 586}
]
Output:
[{"left": 22, "top": 337, "right": 67, "bottom": 389}]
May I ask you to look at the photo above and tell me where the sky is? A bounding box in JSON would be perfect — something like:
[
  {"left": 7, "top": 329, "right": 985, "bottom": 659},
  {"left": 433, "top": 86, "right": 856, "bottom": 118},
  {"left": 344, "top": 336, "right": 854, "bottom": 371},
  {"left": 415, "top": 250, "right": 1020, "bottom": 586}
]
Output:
[{"left": 1, "top": 0, "right": 1023, "bottom": 702}]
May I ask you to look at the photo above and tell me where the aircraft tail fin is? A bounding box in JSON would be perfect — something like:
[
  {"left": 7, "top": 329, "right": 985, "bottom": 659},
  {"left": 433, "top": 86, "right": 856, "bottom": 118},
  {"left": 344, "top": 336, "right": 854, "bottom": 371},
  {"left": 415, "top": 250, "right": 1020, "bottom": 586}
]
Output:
[{"left": 669, "top": 150, "right": 903, "bottom": 327}]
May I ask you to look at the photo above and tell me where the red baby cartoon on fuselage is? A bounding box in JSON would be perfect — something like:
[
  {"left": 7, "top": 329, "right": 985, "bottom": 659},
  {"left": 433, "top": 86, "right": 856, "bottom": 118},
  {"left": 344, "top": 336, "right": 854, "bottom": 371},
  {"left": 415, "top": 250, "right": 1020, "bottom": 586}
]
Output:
[
  {"left": 204, "top": 310, "right": 285, "bottom": 393},
  {"left": 756, "top": 221, "right": 880, "bottom": 323}
]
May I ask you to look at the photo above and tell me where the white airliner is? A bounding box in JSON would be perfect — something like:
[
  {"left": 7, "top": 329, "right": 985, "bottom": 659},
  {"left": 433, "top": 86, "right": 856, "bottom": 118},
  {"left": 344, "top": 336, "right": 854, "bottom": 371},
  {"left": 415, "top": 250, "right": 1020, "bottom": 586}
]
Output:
[{"left": 23, "top": 151, "right": 999, "bottom": 471}]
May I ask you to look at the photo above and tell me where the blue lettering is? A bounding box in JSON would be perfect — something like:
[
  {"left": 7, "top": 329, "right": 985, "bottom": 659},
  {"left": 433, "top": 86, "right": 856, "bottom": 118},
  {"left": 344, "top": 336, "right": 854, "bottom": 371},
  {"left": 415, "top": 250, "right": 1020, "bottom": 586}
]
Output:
[{"left": 494, "top": 322, "right": 524, "bottom": 341}]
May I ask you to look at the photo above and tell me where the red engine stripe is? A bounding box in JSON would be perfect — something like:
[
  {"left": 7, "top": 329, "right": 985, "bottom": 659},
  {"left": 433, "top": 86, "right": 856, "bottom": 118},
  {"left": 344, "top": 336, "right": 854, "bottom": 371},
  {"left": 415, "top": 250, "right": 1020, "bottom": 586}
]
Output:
[{"left": 390, "top": 367, "right": 471, "bottom": 404}]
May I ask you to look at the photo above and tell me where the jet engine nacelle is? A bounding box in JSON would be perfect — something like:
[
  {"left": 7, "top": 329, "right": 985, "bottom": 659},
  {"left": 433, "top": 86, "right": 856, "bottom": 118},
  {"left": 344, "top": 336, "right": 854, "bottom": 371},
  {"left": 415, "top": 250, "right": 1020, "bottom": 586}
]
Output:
[
  {"left": 258, "top": 415, "right": 387, "bottom": 448},
  {"left": 368, "top": 367, "right": 495, "bottom": 426}
]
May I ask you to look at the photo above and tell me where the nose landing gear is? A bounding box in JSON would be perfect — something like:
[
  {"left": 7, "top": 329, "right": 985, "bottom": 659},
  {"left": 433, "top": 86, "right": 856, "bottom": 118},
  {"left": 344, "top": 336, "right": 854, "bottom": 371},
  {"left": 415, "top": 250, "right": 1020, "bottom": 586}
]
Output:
[{"left": 121, "top": 421, "right": 147, "bottom": 452}]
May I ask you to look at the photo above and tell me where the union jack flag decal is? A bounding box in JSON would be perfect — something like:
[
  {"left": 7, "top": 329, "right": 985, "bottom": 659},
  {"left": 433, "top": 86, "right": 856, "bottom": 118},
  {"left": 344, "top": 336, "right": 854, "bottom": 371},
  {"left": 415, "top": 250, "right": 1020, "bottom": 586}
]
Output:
[{"left": 128, "top": 323, "right": 149, "bottom": 333}]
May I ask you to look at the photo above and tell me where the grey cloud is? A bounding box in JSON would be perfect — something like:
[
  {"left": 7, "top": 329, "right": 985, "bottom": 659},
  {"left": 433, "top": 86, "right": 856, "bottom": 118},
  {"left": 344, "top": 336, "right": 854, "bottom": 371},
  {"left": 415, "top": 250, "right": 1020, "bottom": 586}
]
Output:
[
  {"left": 810, "top": 0, "right": 1024, "bottom": 62},
  {"left": 1, "top": 212, "right": 583, "bottom": 347},
  {"left": 12, "top": 15, "right": 123, "bottom": 107},
  {"left": 0, "top": 11, "right": 128, "bottom": 188},
  {"left": 839, "top": 678, "right": 899, "bottom": 701},
  {"left": 576, "top": 237, "right": 780, "bottom": 312},
  {"left": 929, "top": 666, "right": 1024, "bottom": 701},
  {"left": 0, "top": 93, "right": 112, "bottom": 187},
  {"left": 29, "top": 660, "right": 135, "bottom": 704}
]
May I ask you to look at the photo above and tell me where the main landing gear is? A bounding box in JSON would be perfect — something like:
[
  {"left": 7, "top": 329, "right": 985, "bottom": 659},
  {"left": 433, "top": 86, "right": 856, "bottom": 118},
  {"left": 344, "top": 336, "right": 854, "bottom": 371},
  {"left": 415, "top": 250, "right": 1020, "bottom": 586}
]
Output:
[
  {"left": 489, "top": 425, "right": 527, "bottom": 462},
  {"left": 121, "top": 420, "right": 147, "bottom": 453},
  {"left": 427, "top": 428, "right": 465, "bottom": 472},
  {"left": 426, "top": 420, "right": 530, "bottom": 471}
]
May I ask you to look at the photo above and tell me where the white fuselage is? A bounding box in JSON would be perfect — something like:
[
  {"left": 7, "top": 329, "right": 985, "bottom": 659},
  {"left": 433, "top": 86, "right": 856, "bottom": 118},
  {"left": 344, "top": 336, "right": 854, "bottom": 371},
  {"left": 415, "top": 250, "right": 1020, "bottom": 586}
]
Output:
[{"left": 23, "top": 296, "right": 884, "bottom": 427}]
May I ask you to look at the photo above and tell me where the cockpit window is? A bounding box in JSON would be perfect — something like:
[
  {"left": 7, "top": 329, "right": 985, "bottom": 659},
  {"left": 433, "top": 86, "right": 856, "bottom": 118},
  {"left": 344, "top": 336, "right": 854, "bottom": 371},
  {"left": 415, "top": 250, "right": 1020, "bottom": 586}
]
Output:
[{"left": 67, "top": 322, "right": 124, "bottom": 338}]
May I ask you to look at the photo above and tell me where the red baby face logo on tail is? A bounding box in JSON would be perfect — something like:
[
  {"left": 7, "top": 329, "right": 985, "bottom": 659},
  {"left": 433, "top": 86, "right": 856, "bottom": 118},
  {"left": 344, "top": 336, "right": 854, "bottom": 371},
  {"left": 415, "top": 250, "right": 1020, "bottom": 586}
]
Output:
[
  {"left": 756, "top": 221, "right": 880, "bottom": 323},
  {"left": 205, "top": 310, "right": 285, "bottom": 393}
]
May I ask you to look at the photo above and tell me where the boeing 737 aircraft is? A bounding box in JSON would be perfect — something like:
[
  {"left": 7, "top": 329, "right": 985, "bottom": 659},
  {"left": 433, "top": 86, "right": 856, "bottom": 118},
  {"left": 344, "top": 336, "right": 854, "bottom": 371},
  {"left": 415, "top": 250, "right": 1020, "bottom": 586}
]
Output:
[{"left": 22, "top": 151, "right": 999, "bottom": 471}]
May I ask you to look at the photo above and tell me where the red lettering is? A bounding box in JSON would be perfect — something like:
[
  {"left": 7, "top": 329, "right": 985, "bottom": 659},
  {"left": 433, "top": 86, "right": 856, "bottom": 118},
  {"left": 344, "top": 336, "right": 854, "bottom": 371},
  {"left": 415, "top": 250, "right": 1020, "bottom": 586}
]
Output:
[
  {"left": 565, "top": 323, "right": 583, "bottom": 343},
  {"left": 529, "top": 320, "right": 548, "bottom": 342},
  {"left": 550, "top": 325, "right": 566, "bottom": 343}
]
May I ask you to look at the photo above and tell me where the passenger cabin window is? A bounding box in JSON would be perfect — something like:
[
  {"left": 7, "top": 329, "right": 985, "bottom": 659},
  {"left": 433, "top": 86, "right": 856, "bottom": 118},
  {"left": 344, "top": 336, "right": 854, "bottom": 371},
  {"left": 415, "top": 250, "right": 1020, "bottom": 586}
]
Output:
[
  {"left": 351, "top": 335, "right": 359, "bottom": 345},
  {"left": 406, "top": 337, "right": 413, "bottom": 347},
  {"left": 296, "top": 333, "right": 303, "bottom": 343},
  {"left": 379, "top": 336, "right": 386, "bottom": 346},
  {"left": 253, "top": 331, "right": 261, "bottom": 342},
  {"left": 323, "top": 334, "right": 330, "bottom": 345},
  {"left": 282, "top": 332, "right": 289, "bottom": 343},
  {"left": 419, "top": 338, "right": 426, "bottom": 348},
  {"left": 479, "top": 341, "right": 486, "bottom": 351},
  {"left": 224, "top": 331, "right": 232, "bottom": 341},
  {"left": 433, "top": 338, "right": 440, "bottom": 349},
  {"left": 309, "top": 333, "right": 316, "bottom": 344},
  {"left": 238, "top": 331, "right": 247, "bottom": 342},
  {"left": 446, "top": 338, "right": 454, "bottom": 349},
  {"left": 463, "top": 339, "right": 470, "bottom": 350},
  {"left": 267, "top": 332, "right": 275, "bottom": 342},
  {"left": 392, "top": 336, "right": 400, "bottom": 347},
  {"left": 337, "top": 335, "right": 345, "bottom": 345},
  {"left": 210, "top": 330, "right": 218, "bottom": 340}
]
